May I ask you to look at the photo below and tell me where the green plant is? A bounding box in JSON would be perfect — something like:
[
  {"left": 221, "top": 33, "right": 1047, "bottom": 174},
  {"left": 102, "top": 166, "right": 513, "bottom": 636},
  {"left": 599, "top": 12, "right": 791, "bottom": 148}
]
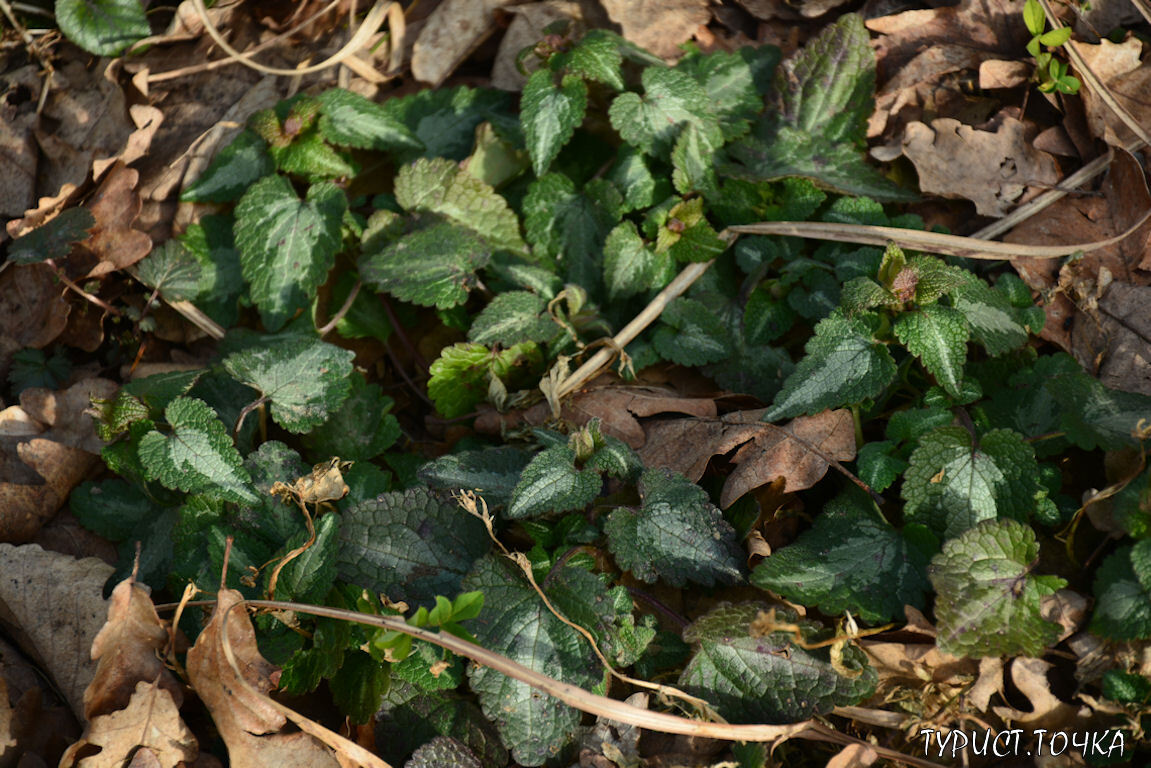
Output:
[
  {"left": 13, "top": 10, "right": 1150, "bottom": 765},
  {"left": 1024, "top": 0, "right": 1081, "bottom": 94}
]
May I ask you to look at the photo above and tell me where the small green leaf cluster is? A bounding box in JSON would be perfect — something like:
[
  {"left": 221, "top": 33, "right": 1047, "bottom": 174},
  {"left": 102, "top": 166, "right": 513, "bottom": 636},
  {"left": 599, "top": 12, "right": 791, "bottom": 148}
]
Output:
[{"left": 1023, "top": 0, "right": 1081, "bottom": 94}]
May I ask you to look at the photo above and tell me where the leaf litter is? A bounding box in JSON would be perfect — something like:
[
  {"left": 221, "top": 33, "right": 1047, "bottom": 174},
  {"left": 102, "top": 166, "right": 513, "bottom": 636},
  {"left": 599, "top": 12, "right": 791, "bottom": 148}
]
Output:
[{"left": 2, "top": 0, "right": 1151, "bottom": 766}]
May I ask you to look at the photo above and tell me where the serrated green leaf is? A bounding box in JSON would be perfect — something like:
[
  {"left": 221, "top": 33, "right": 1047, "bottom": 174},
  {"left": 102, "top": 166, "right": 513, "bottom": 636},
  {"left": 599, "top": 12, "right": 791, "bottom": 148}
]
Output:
[
  {"left": 521, "top": 71, "right": 587, "bottom": 177},
  {"left": 657, "top": 198, "right": 726, "bottom": 263},
  {"left": 653, "top": 297, "right": 733, "bottom": 366},
  {"left": 394, "top": 158, "right": 525, "bottom": 253},
  {"left": 381, "top": 86, "right": 515, "bottom": 161},
  {"left": 182, "top": 130, "right": 273, "bottom": 203},
  {"left": 279, "top": 645, "right": 342, "bottom": 696},
  {"left": 602, "top": 221, "right": 672, "bottom": 301},
  {"left": 234, "top": 176, "right": 346, "bottom": 331},
  {"left": 360, "top": 219, "right": 489, "bottom": 310},
  {"left": 462, "top": 555, "right": 599, "bottom": 766},
  {"left": 316, "top": 88, "right": 422, "bottom": 152},
  {"left": 123, "top": 370, "right": 204, "bottom": 416},
  {"left": 839, "top": 277, "right": 893, "bottom": 314},
  {"left": 467, "top": 291, "right": 554, "bottom": 346},
  {"left": 553, "top": 29, "right": 625, "bottom": 90},
  {"left": 270, "top": 511, "right": 340, "bottom": 603},
  {"left": 331, "top": 650, "right": 389, "bottom": 724},
  {"left": 1101, "top": 669, "right": 1151, "bottom": 703},
  {"left": 523, "top": 173, "right": 619, "bottom": 288},
  {"left": 338, "top": 486, "right": 490, "bottom": 605},
  {"left": 894, "top": 305, "right": 970, "bottom": 398},
  {"left": 55, "top": 0, "right": 149, "bottom": 56},
  {"left": 902, "top": 427, "right": 1039, "bottom": 539},
  {"left": 302, "top": 372, "right": 400, "bottom": 462},
  {"left": 507, "top": 446, "right": 602, "bottom": 519},
  {"left": 671, "top": 122, "right": 721, "bottom": 195},
  {"left": 394, "top": 642, "right": 465, "bottom": 692},
  {"left": 426, "top": 342, "right": 537, "bottom": 418},
  {"left": 929, "top": 518, "right": 1067, "bottom": 657},
  {"left": 407, "top": 737, "right": 482, "bottom": 768},
  {"left": 679, "top": 603, "right": 877, "bottom": 722},
  {"left": 1032, "top": 354, "right": 1151, "bottom": 450},
  {"left": 886, "top": 406, "right": 953, "bottom": 443},
  {"left": 1090, "top": 541, "right": 1151, "bottom": 640},
  {"left": 608, "top": 148, "right": 659, "bottom": 213},
  {"left": 268, "top": 128, "right": 356, "bottom": 181},
  {"left": 137, "top": 397, "right": 257, "bottom": 504},
  {"left": 545, "top": 565, "right": 655, "bottom": 667},
  {"left": 223, "top": 335, "right": 353, "bottom": 433},
  {"left": 7, "top": 207, "right": 94, "bottom": 264},
  {"left": 605, "top": 468, "right": 742, "bottom": 587},
  {"left": 751, "top": 491, "right": 932, "bottom": 622},
  {"left": 588, "top": 436, "right": 643, "bottom": 481},
  {"left": 766, "top": 311, "right": 897, "bottom": 421},
  {"left": 239, "top": 441, "right": 309, "bottom": 543},
  {"left": 180, "top": 215, "right": 243, "bottom": 327},
  {"left": 418, "top": 447, "right": 531, "bottom": 507},
  {"left": 856, "top": 440, "right": 907, "bottom": 493},
  {"left": 71, "top": 478, "right": 158, "bottom": 541},
  {"left": 7, "top": 349, "right": 71, "bottom": 394},
  {"left": 743, "top": 287, "right": 796, "bottom": 345},
  {"left": 722, "top": 15, "right": 915, "bottom": 201},
  {"left": 676, "top": 45, "right": 779, "bottom": 140},
  {"left": 608, "top": 66, "right": 722, "bottom": 159},
  {"left": 134, "top": 240, "right": 202, "bottom": 302}
]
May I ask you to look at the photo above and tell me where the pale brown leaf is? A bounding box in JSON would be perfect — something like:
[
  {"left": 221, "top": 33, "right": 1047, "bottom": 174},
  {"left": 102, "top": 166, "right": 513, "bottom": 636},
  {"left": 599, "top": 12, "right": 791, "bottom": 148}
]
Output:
[
  {"left": 825, "top": 743, "right": 878, "bottom": 768},
  {"left": 0, "top": 265, "right": 71, "bottom": 350},
  {"left": 599, "top": 0, "right": 709, "bottom": 58},
  {"left": 900, "top": 117, "right": 1060, "bottom": 217},
  {"left": 186, "top": 589, "right": 340, "bottom": 767},
  {"left": 85, "top": 578, "right": 182, "bottom": 720},
  {"left": 411, "top": 0, "right": 518, "bottom": 86},
  {"left": 1076, "top": 37, "right": 1150, "bottom": 148},
  {"left": 81, "top": 163, "right": 152, "bottom": 278},
  {"left": 60, "top": 681, "right": 195, "bottom": 768},
  {"left": 0, "top": 544, "right": 114, "bottom": 719},
  {"left": 639, "top": 408, "right": 855, "bottom": 508},
  {"left": 990, "top": 658, "right": 1087, "bottom": 729}
]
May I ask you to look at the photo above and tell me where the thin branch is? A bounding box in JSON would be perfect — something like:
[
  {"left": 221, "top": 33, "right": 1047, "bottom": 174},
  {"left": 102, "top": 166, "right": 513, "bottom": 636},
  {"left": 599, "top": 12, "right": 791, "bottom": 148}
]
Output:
[{"left": 317, "top": 279, "right": 361, "bottom": 338}]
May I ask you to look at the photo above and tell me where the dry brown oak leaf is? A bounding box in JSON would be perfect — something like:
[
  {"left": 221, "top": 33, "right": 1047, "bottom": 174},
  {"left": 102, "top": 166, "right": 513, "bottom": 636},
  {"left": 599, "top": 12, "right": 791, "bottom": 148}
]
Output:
[
  {"left": 900, "top": 117, "right": 1060, "bottom": 217},
  {"left": 59, "top": 680, "right": 196, "bottom": 768},
  {"left": 639, "top": 408, "right": 856, "bottom": 508},
  {"left": 84, "top": 577, "right": 183, "bottom": 720},
  {"left": 598, "top": 0, "right": 709, "bottom": 59},
  {"left": 186, "top": 589, "right": 340, "bottom": 767}
]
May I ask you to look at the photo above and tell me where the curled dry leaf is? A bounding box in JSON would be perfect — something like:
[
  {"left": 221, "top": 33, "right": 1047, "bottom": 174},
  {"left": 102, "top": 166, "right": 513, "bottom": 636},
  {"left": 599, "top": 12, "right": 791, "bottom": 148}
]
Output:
[
  {"left": 0, "top": 544, "right": 114, "bottom": 719},
  {"left": 411, "top": 0, "right": 519, "bottom": 86},
  {"left": 84, "top": 578, "right": 182, "bottom": 720},
  {"left": 640, "top": 408, "right": 856, "bottom": 508},
  {"left": 81, "top": 163, "right": 153, "bottom": 278},
  {"left": 598, "top": 0, "right": 710, "bottom": 58},
  {"left": 60, "top": 680, "right": 196, "bottom": 768},
  {"left": 900, "top": 117, "right": 1060, "bottom": 217},
  {"left": 990, "top": 658, "right": 1089, "bottom": 730},
  {"left": 185, "top": 589, "right": 340, "bottom": 767}
]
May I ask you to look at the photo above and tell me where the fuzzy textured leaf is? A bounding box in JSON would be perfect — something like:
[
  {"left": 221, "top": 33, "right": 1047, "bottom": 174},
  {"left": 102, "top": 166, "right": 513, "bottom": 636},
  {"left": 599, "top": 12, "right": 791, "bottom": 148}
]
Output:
[
  {"left": 894, "top": 305, "right": 970, "bottom": 398},
  {"left": 359, "top": 220, "right": 490, "bottom": 309},
  {"left": 302, "top": 372, "right": 400, "bottom": 461},
  {"left": 467, "top": 291, "right": 554, "bottom": 346},
  {"left": 902, "top": 427, "right": 1039, "bottom": 540},
  {"left": 1090, "top": 541, "right": 1151, "bottom": 640},
  {"left": 338, "top": 486, "right": 490, "bottom": 606},
  {"left": 418, "top": 447, "right": 532, "bottom": 507},
  {"left": 653, "top": 297, "right": 733, "bottom": 366},
  {"left": 507, "top": 447, "right": 602, "bottom": 519},
  {"left": 679, "top": 603, "right": 877, "bottom": 722},
  {"left": 929, "top": 519, "right": 1067, "bottom": 657},
  {"left": 609, "top": 66, "right": 722, "bottom": 159},
  {"left": 56, "top": 0, "right": 149, "bottom": 56},
  {"left": 751, "top": 491, "right": 933, "bottom": 623},
  {"left": 137, "top": 397, "right": 257, "bottom": 504},
  {"left": 766, "top": 311, "right": 897, "bottom": 421},
  {"left": 605, "top": 468, "right": 742, "bottom": 587},
  {"left": 234, "top": 176, "right": 346, "bottom": 331},
  {"left": 317, "top": 88, "right": 423, "bottom": 152},
  {"left": 521, "top": 71, "right": 587, "bottom": 177},
  {"left": 462, "top": 556, "right": 599, "bottom": 766}
]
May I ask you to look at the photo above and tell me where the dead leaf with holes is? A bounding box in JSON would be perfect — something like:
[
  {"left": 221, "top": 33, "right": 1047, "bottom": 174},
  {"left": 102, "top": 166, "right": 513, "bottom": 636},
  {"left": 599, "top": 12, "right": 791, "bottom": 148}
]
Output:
[
  {"left": 0, "top": 378, "right": 117, "bottom": 542},
  {"left": 83, "top": 578, "right": 183, "bottom": 720},
  {"left": 639, "top": 408, "right": 856, "bottom": 508},
  {"left": 598, "top": 0, "right": 710, "bottom": 59},
  {"left": 899, "top": 116, "right": 1060, "bottom": 217},
  {"left": 0, "top": 544, "right": 114, "bottom": 720},
  {"left": 186, "top": 589, "right": 340, "bottom": 767},
  {"left": 1006, "top": 149, "right": 1151, "bottom": 394},
  {"left": 59, "top": 680, "right": 196, "bottom": 768}
]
